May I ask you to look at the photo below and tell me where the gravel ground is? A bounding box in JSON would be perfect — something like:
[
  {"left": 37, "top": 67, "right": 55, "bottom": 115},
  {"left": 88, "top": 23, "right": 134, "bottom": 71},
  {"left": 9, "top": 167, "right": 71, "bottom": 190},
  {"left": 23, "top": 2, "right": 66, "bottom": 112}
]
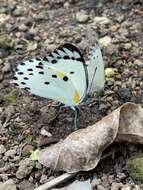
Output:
[{"left": 0, "top": 0, "right": 143, "bottom": 189}]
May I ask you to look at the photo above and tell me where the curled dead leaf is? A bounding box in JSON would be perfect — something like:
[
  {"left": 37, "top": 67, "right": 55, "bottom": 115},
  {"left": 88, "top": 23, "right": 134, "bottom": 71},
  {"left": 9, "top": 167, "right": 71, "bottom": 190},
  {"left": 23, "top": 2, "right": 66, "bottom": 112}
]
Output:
[{"left": 37, "top": 102, "right": 143, "bottom": 173}]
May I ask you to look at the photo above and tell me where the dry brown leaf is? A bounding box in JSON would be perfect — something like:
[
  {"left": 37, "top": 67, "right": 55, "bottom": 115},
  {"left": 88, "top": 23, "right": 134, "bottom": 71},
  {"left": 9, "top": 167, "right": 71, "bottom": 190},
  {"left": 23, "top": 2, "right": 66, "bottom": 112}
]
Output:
[{"left": 37, "top": 102, "right": 143, "bottom": 173}]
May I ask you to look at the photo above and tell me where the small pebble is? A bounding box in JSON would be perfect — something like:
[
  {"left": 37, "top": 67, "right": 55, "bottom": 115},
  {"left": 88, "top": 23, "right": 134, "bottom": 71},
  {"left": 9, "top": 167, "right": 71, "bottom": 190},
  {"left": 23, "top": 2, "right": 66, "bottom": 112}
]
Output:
[
  {"left": 0, "top": 179, "right": 16, "bottom": 190},
  {"left": 24, "top": 32, "right": 34, "bottom": 40},
  {"left": 118, "top": 87, "right": 131, "bottom": 101},
  {"left": 76, "top": 10, "right": 89, "bottom": 23},
  {"left": 91, "top": 176, "right": 101, "bottom": 188},
  {"left": 99, "top": 36, "right": 112, "bottom": 47},
  {"left": 0, "top": 145, "right": 6, "bottom": 154},
  {"left": 97, "top": 184, "right": 106, "bottom": 190},
  {"left": 94, "top": 16, "right": 110, "bottom": 25},
  {"left": 5, "top": 149, "right": 16, "bottom": 158}
]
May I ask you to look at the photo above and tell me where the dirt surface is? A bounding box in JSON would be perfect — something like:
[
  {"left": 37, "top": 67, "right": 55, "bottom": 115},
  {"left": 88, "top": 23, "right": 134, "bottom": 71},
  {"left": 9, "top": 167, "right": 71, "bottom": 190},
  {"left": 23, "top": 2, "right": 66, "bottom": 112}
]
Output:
[{"left": 0, "top": 0, "right": 143, "bottom": 189}]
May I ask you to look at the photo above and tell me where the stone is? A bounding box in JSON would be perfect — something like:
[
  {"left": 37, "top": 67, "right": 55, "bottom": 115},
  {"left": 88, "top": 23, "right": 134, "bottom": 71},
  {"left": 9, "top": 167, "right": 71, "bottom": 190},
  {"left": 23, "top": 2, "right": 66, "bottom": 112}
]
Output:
[
  {"left": 99, "top": 36, "right": 112, "bottom": 47},
  {"left": 22, "top": 144, "right": 34, "bottom": 156},
  {"left": 13, "top": 8, "right": 24, "bottom": 16},
  {"left": 40, "top": 174, "right": 48, "bottom": 184},
  {"left": 76, "top": 10, "right": 89, "bottom": 23},
  {"left": 91, "top": 176, "right": 101, "bottom": 188},
  {"left": 124, "top": 43, "right": 132, "bottom": 50},
  {"left": 111, "top": 182, "right": 123, "bottom": 190},
  {"left": 94, "top": 16, "right": 110, "bottom": 25},
  {"left": 134, "top": 59, "right": 143, "bottom": 67},
  {"left": 40, "top": 106, "right": 57, "bottom": 124},
  {"left": 16, "top": 158, "right": 35, "bottom": 179},
  {"left": 0, "top": 145, "right": 6, "bottom": 154},
  {"left": 0, "top": 179, "right": 16, "bottom": 190},
  {"left": 105, "top": 68, "right": 117, "bottom": 78},
  {"left": 24, "top": 32, "right": 34, "bottom": 40},
  {"left": 118, "top": 87, "right": 131, "bottom": 101},
  {"left": 117, "top": 172, "right": 127, "bottom": 180},
  {"left": 127, "top": 154, "right": 143, "bottom": 182},
  {"left": 121, "top": 186, "right": 131, "bottom": 190},
  {"left": 2, "top": 63, "right": 11, "bottom": 73},
  {"left": 18, "top": 24, "right": 28, "bottom": 32},
  {"left": 5, "top": 149, "right": 16, "bottom": 158},
  {"left": 97, "top": 184, "right": 106, "bottom": 190},
  {"left": 18, "top": 180, "right": 35, "bottom": 190}
]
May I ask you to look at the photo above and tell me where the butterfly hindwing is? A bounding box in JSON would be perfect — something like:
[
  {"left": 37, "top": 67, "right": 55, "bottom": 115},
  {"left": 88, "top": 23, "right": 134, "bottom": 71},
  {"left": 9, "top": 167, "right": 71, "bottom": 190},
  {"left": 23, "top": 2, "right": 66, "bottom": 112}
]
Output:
[
  {"left": 13, "top": 44, "right": 88, "bottom": 106},
  {"left": 87, "top": 45, "right": 105, "bottom": 93}
]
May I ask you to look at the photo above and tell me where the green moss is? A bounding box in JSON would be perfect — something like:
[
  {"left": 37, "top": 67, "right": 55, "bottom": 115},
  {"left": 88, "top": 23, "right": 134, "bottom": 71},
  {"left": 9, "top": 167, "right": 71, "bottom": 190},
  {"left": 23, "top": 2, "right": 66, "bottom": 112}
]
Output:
[
  {"left": 127, "top": 154, "right": 143, "bottom": 182},
  {"left": 0, "top": 34, "right": 11, "bottom": 49},
  {"left": 3, "top": 94, "right": 17, "bottom": 103}
]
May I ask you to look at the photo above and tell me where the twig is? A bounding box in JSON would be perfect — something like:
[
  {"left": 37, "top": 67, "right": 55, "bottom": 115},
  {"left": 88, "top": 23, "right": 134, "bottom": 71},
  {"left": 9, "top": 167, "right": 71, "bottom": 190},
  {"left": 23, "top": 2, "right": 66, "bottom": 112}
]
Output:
[{"left": 34, "top": 173, "right": 75, "bottom": 190}]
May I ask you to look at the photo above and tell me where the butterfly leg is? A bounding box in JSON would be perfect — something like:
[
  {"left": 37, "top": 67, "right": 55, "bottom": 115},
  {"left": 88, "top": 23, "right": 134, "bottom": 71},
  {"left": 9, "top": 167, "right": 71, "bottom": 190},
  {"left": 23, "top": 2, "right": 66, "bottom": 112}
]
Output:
[{"left": 71, "top": 106, "right": 80, "bottom": 130}]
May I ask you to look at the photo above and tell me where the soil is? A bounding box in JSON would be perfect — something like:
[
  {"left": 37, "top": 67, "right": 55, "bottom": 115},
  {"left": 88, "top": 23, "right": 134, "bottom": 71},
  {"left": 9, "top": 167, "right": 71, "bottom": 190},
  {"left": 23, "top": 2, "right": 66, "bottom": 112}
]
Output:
[{"left": 0, "top": 0, "right": 143, "bottom": 189}]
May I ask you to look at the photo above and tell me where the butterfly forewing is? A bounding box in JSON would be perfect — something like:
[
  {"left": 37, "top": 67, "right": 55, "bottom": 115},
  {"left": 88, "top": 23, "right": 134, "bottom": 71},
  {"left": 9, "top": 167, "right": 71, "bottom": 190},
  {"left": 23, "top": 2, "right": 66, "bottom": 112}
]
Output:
[{"left": 13, "top": 44, "right": 88, "bottom": 106}]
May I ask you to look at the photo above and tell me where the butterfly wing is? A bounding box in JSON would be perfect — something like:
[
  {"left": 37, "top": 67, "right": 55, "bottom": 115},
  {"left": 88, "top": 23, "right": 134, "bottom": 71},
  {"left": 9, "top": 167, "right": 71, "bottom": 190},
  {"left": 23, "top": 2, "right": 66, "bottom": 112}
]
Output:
[
  {"left": 87, "top": 45, "right": 105, "bottom": 94},
  {"left": 13, "top": 44, "right": 88, "bottom": 107}
]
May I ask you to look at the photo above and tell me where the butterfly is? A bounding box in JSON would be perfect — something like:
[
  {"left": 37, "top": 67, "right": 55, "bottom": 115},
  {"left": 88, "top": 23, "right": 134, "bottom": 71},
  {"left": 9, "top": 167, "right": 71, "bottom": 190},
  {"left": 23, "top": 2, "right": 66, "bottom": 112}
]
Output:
[{"left": 12, "top": 43, "right": 104, "bottom": 128}]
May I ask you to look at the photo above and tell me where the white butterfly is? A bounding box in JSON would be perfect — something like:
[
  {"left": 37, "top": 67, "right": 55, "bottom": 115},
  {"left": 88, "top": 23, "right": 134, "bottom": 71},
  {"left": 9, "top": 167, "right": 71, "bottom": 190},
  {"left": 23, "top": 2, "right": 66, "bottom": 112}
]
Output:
[{"left": 12, "top": 43, "right": 104, "bottom": 127}]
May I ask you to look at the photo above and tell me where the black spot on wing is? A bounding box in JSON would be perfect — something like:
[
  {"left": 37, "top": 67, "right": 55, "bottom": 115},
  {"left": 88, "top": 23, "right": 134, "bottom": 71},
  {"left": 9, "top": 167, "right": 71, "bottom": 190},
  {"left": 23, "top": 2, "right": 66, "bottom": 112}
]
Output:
[
  {"left": 38, "top": 62, "right": 43, "bottom": 66},
  {"left": 18, "top": 72, "right": 24, "bottom": 75},
  {"left": 71, "top": 57, "right": 75, "bottom": 60},
  {"left": 70, "top": 71, "right": 74, "bottom": 74},
  {"left": 21, "top": 82, "right": 26, "bottom": 85},
  {"left": 43, "top": 57, "right": 48, "bottom": 61},
  {"left": 36, "top": 65, "right": 43, "bottom": 69},
  {"left": 51, "top": 59, "right": 57, "bottom": 64},
  {"left": 39, "top": 71, "right": 44, "bottom": 74},
  {"left": 16, "top": 68, "right": 19, "bottom": 72},
  {"left": 23, "top": 77, "right": 29, "bottom": 80},
  {"left": 63, "top": 76, "right": 68, "bottom": 81},
  {"left": 13, "top": 76, "right": 18, "bottom": 80},
  {"left": 20, "top": 62, "right": 25, "bottom": 65},
  {"left": 36, "top": 57, "right": 41, "bottom": 61},
  {"left": 76, "top": 58, "right": 83, "bottom": 62},
  {"left": 52, "top": 74, "right": 57, "bottom": 78},
  {"left": 44, "top": 82, "right": 50, "bottom": 85},
  {"left": 24, "top": 87, "right": 30, "bottom": 90},
  {"left": 64, "top": 55, "right": 70, "bottom": 59},
  {"left": 14, "top": 83, "right": 19, "bottom": 86},
  {"left": 27, "top": 68, "right": 33, "bottom": 71},
  {"left": 29, "top": 59, "right": 34, "bottom": 62},
  {"left": 29, "top": 73, "right": 33, "bottom": 75}
]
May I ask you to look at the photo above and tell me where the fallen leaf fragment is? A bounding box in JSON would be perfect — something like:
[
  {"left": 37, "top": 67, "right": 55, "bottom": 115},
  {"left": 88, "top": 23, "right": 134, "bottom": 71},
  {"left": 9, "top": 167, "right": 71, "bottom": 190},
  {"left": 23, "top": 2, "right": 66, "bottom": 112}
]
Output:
[{"left": 37, "top": 103, "right": 143, "bottom": 173}]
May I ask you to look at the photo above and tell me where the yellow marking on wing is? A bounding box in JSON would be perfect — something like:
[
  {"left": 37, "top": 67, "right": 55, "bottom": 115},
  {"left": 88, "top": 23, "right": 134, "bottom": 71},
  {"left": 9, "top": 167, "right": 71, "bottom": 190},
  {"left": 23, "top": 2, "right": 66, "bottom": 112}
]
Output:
[
  {"left": 72, "top": 90, "right": 80, "bottom": 104},
  {"left": 56, "top": 71, "right": 65, "bottom": 78}
]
